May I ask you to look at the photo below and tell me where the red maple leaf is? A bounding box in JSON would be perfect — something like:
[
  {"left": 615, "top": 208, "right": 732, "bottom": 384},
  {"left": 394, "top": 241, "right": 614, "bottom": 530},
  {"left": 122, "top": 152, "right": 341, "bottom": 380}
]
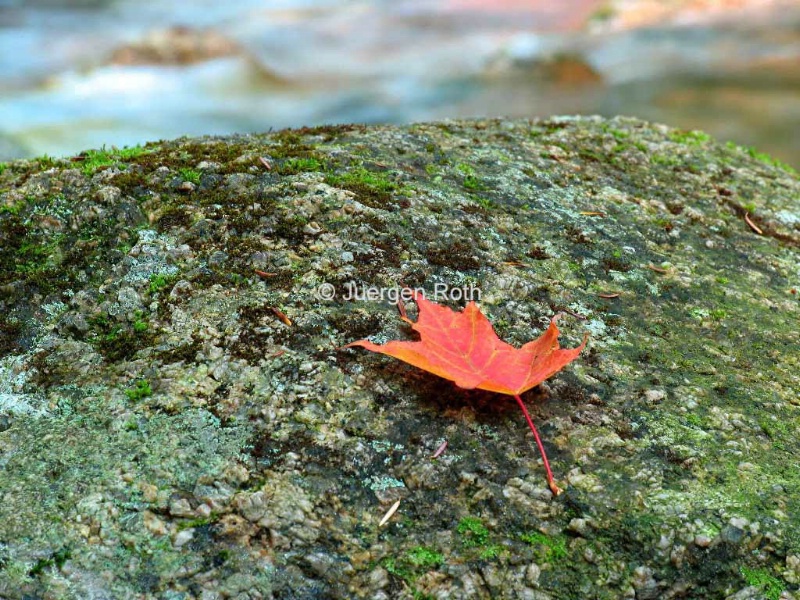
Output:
[{"left": 345, "top": 291, "right": 588, "bottom": 495}]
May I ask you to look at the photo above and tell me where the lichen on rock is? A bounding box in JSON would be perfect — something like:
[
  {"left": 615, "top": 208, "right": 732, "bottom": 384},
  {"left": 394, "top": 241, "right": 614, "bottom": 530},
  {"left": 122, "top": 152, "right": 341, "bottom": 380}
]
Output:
[{"left": 0, "top": 117, "right": 798, "bottom": 598}]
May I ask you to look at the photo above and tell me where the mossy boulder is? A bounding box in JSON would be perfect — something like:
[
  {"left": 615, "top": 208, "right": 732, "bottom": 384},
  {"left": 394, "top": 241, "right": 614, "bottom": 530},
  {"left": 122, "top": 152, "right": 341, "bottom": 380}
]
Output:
[{"left": 0, "top": 117, "right": 798, "bottom": 599}]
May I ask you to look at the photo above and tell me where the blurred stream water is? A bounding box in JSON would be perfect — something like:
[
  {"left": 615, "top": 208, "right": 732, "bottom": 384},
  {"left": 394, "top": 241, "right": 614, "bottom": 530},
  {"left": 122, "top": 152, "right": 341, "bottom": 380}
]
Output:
[{"left": 1, "top": 0, "right": 799, "bottom": 167}]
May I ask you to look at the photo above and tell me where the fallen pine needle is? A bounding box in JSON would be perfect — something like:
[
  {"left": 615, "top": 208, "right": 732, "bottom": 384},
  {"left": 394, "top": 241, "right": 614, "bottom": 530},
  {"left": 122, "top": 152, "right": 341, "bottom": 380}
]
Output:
[
  {"left": 598, "top": 292, "right": 620, "bottom": 299},
  {"left": 744, "top": 212, "right": 763, "bottom": 235},
  {"left": 580, "top": 211, "right": 605, "bottom": 217},
  {"left": 431, "top": 440, "right": 448, "bottom": 459},
  {"left": 379, "top": 500, "right": 401, "bottom": 527},
  {"left": 559, "top": 308, "right": 588, "bottom": 321},
  {"left": 270, "top": 307, "right": 292, "bottom": 326}
]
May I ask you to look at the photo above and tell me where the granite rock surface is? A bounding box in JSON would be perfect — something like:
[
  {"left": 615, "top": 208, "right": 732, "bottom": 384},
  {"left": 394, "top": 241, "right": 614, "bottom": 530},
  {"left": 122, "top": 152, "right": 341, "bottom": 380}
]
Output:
[{"left": 0, "top": 117, "right": 798, "bottom": 599}]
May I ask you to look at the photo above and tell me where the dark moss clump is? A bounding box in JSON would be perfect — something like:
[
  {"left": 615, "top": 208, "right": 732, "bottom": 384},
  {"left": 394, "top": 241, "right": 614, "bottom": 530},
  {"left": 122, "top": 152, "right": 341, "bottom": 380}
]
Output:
[
  {"left": 28, "top": 547, "right": 72, "bottom": 577},
  {"left": 156, "top": 336, "right": 202, "bottom": 364},
  {"left": 272, "top": 213, "right": 311, "bottom": 243},
  {"left": 84, "top": 314, "right": 157, "bottom": 362},
  {"left": 425, "top": 241, "right": 481, "bottom": 271},
  {"left": 527, "top": 245, "right": 551, "bottom": 260},
  {"left": 290, "top": 123, "right": 366, "bottom": 142},
  {"left": 367, "top": 233, "right": 407, "bottom": 267},
  {"left": 186, "top": 268, "right": 250, "bottom": 293},
  {"left": 266, "top": 130, "right": 325, "bottom": 162},
  {"left": 230, "top": 304, "right": 282, "bottom": 363},
  {"left": 325, "top": 308, "right": 382, "bottom": 341},
  {"left": 155, "top": 205, "right": 194, "bottom": 230},
  {"left": 601, "top": 250, "right": 634, "bottom": 273},
  {"left": 563, "top": 224, "right": 594, "bottom": 246},
  {"left": 0, "top": 195, "right": 147, "bottom": 360},
  {"left": 0, "top": 319, "right": 24, "bottom": 356}
]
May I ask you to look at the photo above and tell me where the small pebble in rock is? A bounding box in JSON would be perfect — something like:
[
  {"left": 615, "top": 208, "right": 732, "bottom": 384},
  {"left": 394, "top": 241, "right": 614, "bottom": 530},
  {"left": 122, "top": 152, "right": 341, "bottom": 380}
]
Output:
[
  {"left": 729, "top": 516, "right": 749, "bottom": 530},
  {"left": 525, "top": 563, "right": 541, "bottom": 585},
  {"left": 143, "top": 511, "right": 168, "bottom": 536},
  {"left": 644, "top": 389, "right": 666, "bottom": 403},
  {"left": 174, "top": 529, "right": 194, "bottom": 547},
  {"left": 209, "top": 251, "right": 228, "bottom": 266},
  {"left": 303, "top": 221, "right": 323, "bottom": 235},
  {"left": 568, "top": 517, "right": 590, "bottom": 536},
  {"left": 169, "top": 280, "right": 193, "bottom": 300},
  {"left": 170, "top": 498, "right": 194, "bottom": 517},
  {"left": 694, "top": 534, "right": 712, "bottom": 548}
]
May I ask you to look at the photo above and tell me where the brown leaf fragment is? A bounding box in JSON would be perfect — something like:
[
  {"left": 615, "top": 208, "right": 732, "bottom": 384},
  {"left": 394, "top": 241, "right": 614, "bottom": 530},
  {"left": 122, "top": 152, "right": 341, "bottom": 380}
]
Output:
[
  {"left": 646, "top": 264, "right": 668, "bottom": 274},
  {"left": 598, "top": 292, "right": 620, "bottom": 299},
  {"left": 270, "top": 307, "right": 292, "bottom": 326},
  {"left": 431, "top": 440, "right": 448, "bottom": 459},
  {"left": 259, "top": 156, "right": 272, "bottom": 170}
]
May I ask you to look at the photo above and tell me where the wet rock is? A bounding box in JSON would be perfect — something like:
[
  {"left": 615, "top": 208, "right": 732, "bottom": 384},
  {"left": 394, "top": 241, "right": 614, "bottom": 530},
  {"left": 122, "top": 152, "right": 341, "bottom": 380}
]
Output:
[{"left": 110, "top": 26, "right": 242, "bottom": 66}]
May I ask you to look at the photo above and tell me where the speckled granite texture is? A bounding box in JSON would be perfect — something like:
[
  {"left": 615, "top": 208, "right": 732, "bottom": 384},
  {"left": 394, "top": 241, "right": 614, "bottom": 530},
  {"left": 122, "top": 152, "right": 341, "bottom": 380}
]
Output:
[{"left": 1, "top": 117, "right": 799, "bottom": 599}]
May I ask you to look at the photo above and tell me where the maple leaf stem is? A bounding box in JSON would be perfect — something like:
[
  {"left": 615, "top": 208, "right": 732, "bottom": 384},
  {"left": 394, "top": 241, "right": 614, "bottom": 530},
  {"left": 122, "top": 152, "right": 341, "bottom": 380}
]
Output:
[{"left": 513, "top": 394, "right": 563, "bottom": 496}]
